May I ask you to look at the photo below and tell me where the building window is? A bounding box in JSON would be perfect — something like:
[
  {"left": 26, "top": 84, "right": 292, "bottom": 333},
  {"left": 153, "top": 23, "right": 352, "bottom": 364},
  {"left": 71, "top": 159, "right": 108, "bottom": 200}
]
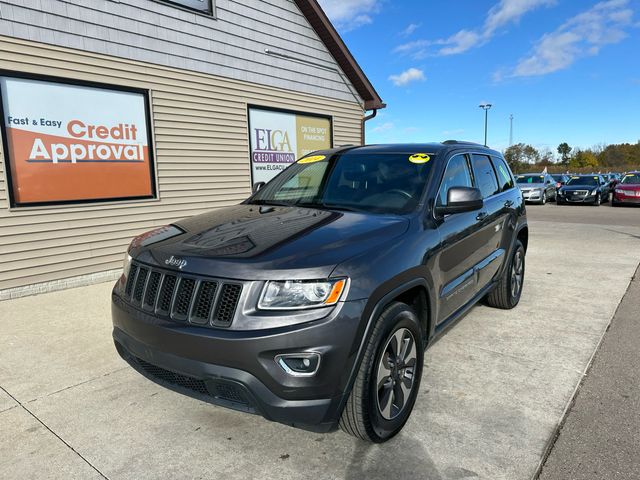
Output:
[
  {"left": 0, "top": 73, "right": 157, "bottom": 208},
  {"left": 163, "top": 0, "right": 214, "bottom": 14}
]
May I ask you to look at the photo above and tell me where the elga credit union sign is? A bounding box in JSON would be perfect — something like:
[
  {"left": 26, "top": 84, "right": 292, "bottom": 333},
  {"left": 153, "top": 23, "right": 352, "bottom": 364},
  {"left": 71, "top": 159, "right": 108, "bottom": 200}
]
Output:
[
  {"left": 248, "top": 107, "right": 332, "bottom": 184},
  {"left": 0, "top": 75, "right": 155, "bottom": 206}
]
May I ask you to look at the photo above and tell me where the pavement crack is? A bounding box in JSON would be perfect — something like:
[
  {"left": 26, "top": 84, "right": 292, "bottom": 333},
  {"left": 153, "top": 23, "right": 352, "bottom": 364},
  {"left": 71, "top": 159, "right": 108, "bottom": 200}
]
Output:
[
  {"left": 0, "top": 385, "right": 110, "bottom": 480},
  {"left": 25, "top": 367, "right": 128, "bottom": 405}
]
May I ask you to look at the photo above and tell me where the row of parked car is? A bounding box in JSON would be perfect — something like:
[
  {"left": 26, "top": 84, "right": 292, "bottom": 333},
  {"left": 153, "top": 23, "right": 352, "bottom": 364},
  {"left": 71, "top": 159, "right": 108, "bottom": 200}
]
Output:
[{"left": 515, "top": 171, "right": 640, "bottom": 206}]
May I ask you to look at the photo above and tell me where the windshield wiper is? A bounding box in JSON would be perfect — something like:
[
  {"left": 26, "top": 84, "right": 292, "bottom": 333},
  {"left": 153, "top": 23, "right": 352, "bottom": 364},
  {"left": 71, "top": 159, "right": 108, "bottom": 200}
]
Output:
[
  {"left": 295, "top": 202, "right": 367, "bottom": 213},
  {"left": 248, "top": 199, "right": 294, "bottom": 207}
]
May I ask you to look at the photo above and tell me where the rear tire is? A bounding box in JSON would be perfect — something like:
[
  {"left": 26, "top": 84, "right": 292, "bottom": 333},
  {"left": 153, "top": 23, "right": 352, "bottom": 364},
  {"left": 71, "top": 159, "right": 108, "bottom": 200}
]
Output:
[
  {"left": 339, "top": 302, "right": 424, "bottom": 443},
  {"left": 486, "top": 240, "right": 525, "bottom": 310}
]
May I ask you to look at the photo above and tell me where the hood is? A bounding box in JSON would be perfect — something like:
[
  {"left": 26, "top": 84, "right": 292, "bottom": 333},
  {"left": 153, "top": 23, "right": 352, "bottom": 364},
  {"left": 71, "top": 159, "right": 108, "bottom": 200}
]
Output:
[
  {"left": 131, "top": 204, "right": 410, "bottom": 280},
  {"left": 561, "top": 184, "right": 598, "bottom": 191}
]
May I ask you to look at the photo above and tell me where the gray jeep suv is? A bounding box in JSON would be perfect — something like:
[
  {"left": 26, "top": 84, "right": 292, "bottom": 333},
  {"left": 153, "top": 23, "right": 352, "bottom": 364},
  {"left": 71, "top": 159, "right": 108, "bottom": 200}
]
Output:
[{"left": 112, "top": 142, "right": 528, "bottom": 442}]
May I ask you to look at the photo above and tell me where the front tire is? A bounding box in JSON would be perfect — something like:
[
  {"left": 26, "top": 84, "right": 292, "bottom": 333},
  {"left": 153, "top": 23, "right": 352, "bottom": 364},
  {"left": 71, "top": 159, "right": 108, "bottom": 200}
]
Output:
[
  {"left": 594, "top": 194, "right": 601, "bottom": 206},
  {"left": 486, "top": 240, "right": 525, "bottom": 309},
  {"left": 340, "top": 302, "right": 424, "bottom": 443},
  {"left": 540, "top": 192, "right": 547, "bottom": 205}
]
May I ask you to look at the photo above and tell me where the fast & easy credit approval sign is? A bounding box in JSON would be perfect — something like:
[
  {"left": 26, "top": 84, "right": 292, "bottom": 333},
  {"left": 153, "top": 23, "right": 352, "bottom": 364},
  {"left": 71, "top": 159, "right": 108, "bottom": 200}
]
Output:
[
  {"left": 248, "top": 106, "right": 332, "bottom": 184},
  {"left": 0, "top": 74, "right": 155, "bottom": 206}
]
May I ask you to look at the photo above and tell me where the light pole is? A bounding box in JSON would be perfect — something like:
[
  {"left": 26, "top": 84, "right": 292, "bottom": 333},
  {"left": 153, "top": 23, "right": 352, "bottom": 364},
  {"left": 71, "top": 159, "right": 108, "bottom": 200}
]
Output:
[
  {"left": 479, "top": 103, "right": 492, "bottom": 146},
  {"left": 509, "top": 114, "right": 514, "bottom": 146}
]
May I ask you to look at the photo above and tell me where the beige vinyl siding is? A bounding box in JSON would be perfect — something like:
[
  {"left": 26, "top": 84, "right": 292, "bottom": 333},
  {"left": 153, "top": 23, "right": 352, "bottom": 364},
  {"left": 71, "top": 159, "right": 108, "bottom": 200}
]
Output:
[{"left": 0, "top": 36, "right": 363, "bottom": 291}]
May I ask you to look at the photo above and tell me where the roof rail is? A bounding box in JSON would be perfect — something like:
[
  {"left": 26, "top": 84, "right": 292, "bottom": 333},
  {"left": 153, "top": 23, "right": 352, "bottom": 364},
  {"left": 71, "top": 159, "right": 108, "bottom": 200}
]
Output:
[{"left": 442, "top": 140, "right": 485, "bottom": 146}]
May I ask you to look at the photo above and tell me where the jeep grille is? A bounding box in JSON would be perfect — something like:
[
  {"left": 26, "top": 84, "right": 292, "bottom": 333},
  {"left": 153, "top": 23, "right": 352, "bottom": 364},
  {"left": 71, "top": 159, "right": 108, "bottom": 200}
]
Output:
[{"left": 124, "top": 261, "right": 242, "bottom": 328}]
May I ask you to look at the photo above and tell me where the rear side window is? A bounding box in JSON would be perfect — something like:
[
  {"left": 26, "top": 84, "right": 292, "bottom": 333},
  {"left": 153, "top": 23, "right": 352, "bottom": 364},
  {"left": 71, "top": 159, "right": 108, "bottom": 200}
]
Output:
[
  {"left": 471, "top": 154, "right": 499, "bottom": 198},
  {"left": 491, "top": 156, "right": 514, "bottom": 191},
  {"left": 437, "top": 154, "right": 473, "bottom": 206}
]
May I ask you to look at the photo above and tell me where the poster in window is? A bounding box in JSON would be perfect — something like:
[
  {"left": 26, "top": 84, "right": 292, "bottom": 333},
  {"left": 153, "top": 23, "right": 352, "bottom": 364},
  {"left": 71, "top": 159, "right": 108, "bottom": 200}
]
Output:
[
  {"left": 0, "top": 74, "right": 155, "bottom": 207},
  {"left": 248, "top": 107, "right": 332, "bottom": 184}
]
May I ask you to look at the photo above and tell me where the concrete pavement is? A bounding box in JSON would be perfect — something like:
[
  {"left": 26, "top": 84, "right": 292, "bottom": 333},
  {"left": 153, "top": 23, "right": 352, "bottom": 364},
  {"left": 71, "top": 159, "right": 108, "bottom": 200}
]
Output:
[
  {"left": 1, "top": 205, "right": 639, "bottom": 480},
  {"left": 538, "top": 264, "right": 640, "bottom": 480}
]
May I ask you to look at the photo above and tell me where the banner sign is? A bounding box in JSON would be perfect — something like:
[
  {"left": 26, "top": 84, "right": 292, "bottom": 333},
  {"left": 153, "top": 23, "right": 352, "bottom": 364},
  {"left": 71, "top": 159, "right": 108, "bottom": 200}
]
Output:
[
  {"left": 248, "top": 106, "right": 332, "bottom": 184},
  {"left": 0, "top": 74, "right": 155, "bottom": 207}
]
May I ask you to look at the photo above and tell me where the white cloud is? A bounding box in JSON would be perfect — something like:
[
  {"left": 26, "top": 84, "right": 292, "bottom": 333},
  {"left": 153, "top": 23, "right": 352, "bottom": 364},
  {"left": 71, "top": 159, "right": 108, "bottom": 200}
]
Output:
[
  {"left": 317, "top": 0, "right": 382, "bottom": 32},
  {"left": 442, "top": 129, "right": 466, "bottom": 137},
  {"left": 394, "top": 0, "right": 555, "bottom": 58},
  {"left": 508, "top": 0, "right": 635, "bottom": 77},
  {"left": 372, "top": 122, "right": 395, "bottom": 133},
  {"left": 400, "top": 23, "right": 421, "bottom": 37},
  {"left": 389, "top": 68, "right": 426, "bottom": 86}
]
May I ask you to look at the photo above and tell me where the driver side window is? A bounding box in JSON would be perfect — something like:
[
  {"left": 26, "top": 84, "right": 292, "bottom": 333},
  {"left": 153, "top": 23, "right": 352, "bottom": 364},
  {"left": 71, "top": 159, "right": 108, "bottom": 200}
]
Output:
[{"left": 437, "top": 154, "right": 473, "bottom": 206}]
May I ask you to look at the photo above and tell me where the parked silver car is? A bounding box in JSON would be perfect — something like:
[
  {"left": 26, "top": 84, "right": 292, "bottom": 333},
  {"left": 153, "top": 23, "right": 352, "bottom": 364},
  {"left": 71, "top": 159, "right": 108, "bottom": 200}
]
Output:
[{"left": 515, "top": 173, "right": 557, "bottom": 204}]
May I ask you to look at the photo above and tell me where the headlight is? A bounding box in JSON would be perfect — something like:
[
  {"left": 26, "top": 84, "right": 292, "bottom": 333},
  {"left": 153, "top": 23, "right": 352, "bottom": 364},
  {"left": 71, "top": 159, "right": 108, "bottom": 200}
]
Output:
[
  {"left": 258, "top": 278, "right": 348, "bottom": 310},
  {"left": 590, "top": 188, "right": 597, "bottom": 195},
  {"left": 617, "top": 189, "right": 633, "bottom": 196},
  {"left": 122, "top": 252, "right": 133, "bottom": 278}
]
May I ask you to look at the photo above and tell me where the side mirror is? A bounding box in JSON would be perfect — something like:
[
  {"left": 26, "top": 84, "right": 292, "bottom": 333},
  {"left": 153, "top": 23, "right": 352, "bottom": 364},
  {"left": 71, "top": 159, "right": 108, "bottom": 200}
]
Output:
[
  {"left": 252, "top": 182, "right": 266, "bottom": 194},
  {"left": 436, "top": 186, "right": 484, "bottom": 216}
]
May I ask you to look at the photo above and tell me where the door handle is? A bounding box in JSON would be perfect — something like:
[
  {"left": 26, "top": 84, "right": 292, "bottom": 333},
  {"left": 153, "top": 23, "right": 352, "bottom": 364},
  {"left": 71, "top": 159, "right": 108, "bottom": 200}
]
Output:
[
  {"left": 504, "top": 200, "right": 514, "bottom": 208},
  {"left": 476, "top": 212, "right": 488, "bottom": 221}
]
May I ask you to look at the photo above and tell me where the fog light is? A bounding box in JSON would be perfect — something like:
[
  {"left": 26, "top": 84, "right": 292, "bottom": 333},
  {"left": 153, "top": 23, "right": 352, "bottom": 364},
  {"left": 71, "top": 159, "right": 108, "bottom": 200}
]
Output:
[{"left": 275, "top": 353, "right": 321, "bottom": 376}]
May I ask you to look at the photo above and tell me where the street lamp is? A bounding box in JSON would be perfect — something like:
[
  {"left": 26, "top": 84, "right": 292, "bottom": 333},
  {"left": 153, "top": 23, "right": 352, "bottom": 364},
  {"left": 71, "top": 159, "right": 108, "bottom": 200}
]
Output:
[{"left": 479, "top": 103, "right": 492, "bottom": 146}]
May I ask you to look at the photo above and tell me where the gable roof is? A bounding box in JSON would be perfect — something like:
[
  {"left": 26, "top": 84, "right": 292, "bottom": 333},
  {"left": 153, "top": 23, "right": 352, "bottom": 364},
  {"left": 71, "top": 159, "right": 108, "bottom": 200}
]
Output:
[{"left": 294, "top": 0, "right": 386, "bottom": 111}]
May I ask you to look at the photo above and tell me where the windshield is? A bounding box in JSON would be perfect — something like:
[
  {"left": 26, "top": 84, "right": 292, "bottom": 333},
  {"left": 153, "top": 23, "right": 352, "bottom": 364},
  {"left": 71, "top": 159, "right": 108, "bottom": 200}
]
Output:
[
  {"left": 620, "top": 174, "right": 640, "bottom": 185},
  {"left": 249, "top": 152, "right": 434, "bottom": 214},
  {"left": 566, "top": 176, "right": 599, "bottom": 186},
  {"left": 516, "top": 175, "right": 545, "bottom": 184},
  {"left": 551, "top": 175, "right": 565, "bottom": 182}
]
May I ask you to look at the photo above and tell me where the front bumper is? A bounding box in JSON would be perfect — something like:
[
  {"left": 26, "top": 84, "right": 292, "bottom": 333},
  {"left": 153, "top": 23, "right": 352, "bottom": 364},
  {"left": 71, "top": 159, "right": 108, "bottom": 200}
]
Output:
[
  {"left": 614, "top": 192, "right": 640, "bottom": 204},
  {"left": 521, "top": 190, "right": 543, "bottom": 202},
  {"left": 558, "top": 193, "right": 597, "bottom": 203},
  {"left": 112, "top": 291, "right": 366, "bottom": 432}
]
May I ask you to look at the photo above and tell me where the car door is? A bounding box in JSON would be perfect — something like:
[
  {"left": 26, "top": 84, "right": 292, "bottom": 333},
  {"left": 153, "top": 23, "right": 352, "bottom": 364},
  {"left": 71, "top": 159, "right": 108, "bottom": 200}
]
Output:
[
  {"left": 434, "top": 153, "right": 486, "bottom": 324},
  {"left": 469, "top": 154, "right": 511, "bottom": 291},
  {"left": 545, "top": 175, "right": 555, "bottom": 199}
]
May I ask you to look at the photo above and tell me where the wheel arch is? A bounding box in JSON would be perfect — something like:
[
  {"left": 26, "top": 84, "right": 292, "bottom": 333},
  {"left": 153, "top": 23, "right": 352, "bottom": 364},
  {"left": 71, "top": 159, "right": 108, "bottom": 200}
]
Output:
[{"left": 337, "top": 278, "right": 434, "bottom": 420}]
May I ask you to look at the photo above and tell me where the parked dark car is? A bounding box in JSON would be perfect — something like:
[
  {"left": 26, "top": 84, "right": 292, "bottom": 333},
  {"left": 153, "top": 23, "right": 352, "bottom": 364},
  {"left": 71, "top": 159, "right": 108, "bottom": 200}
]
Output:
[
  {"left": 557, "top": 175, "right": 610, "bottom": 205},
  {"left": 612, "top": 172, "right": 640, "bottom": 206},
  {"left": 111, "top": 142, "right": 528, "bottom": 442},
  {"left": 515, "top": 173, "right": 557, "bottom": 204}
]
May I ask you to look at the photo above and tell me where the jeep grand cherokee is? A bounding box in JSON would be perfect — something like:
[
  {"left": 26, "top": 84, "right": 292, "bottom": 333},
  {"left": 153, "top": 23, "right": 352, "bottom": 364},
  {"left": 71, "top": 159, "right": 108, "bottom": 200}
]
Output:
[{"left": 112, "top": 142, "right": 528, "bottom": 442}]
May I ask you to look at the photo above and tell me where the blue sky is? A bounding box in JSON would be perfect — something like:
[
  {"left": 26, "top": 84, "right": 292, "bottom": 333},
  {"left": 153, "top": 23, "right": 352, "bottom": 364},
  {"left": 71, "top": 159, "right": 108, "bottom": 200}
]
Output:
[{"left": 318, "top": 0, "right": 640, "bottom": 155}]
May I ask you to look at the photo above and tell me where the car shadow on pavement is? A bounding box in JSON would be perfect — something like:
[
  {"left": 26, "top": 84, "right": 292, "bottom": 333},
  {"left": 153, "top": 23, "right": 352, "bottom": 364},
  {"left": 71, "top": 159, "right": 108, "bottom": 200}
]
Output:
[{"left": 344, "top": 435, "right": 479, "bottom": 480}]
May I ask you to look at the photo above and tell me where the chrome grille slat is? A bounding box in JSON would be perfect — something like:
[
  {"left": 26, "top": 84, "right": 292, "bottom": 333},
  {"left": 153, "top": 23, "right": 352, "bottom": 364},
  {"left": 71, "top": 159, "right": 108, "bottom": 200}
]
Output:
[
  {"left": 143, "top": 271, "right": 162, "bottom": 310},
  {"left": 213, "top": 283, "right": 243, "bottom": 326},
  {"left": 190, "top": 281, "right": 219, "bottom": 325},
  {"left": 133, "top": 268, "right": 149, "bottom": 304},
  {"left": 171, "top": 277, "right": 196, "bottom": 321},
  {"left": 125, "top": 264, "right": 139, "bottom": 298},
  {"left": 124, "top": 261, "right": 241, "bottom": 328}
]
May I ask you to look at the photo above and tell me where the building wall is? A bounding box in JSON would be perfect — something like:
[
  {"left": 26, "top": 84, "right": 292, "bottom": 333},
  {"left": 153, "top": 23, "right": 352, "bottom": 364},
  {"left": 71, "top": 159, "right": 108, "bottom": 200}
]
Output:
[
  {"left": 0, "top": 35, "right": 364, "bottom": 293},
  {"left": 0, "top": 0, "right": 360, "bottom": 105}
]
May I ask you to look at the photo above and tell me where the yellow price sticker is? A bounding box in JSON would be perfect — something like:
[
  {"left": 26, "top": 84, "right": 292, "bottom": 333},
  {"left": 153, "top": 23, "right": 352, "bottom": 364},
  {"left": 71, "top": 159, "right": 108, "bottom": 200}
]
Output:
[
  {"left": 409, "top": 153, "right": 431, "bottom": 164},
  {"left": 298, "top": 155, "right": 326, "bottom": 164}
]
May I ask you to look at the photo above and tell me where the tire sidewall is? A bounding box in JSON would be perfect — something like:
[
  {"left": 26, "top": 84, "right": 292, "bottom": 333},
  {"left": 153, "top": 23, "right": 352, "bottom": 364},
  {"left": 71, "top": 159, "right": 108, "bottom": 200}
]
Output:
[
  {"left": 506, "top": 241, "right": 526, "bottom": 307},
  {"left": 365, "top": 305, "right": 424, "bottom": 442}
]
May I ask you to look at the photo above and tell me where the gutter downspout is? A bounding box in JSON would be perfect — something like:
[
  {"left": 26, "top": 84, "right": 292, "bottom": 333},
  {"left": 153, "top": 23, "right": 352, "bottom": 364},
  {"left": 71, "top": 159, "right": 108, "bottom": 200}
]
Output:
[{"left": 362, "top": 109, "right": 379, "bottom": 145}]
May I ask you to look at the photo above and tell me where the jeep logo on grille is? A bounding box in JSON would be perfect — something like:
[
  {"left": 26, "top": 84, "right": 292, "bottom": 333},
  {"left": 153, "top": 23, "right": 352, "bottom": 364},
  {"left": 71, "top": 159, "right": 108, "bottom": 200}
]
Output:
[{"left": 165, "top": 255, "right": 187, "bottom": 270}]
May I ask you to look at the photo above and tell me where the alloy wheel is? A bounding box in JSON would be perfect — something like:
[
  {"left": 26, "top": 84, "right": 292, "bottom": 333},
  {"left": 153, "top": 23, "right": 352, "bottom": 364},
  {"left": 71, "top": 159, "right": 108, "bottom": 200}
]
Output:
[
  {"left": 510, "top": 249, "right": 524, "bottom": 299},
  {"left": 375, "top": 328, "right": 417, "bottom": 420}
]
